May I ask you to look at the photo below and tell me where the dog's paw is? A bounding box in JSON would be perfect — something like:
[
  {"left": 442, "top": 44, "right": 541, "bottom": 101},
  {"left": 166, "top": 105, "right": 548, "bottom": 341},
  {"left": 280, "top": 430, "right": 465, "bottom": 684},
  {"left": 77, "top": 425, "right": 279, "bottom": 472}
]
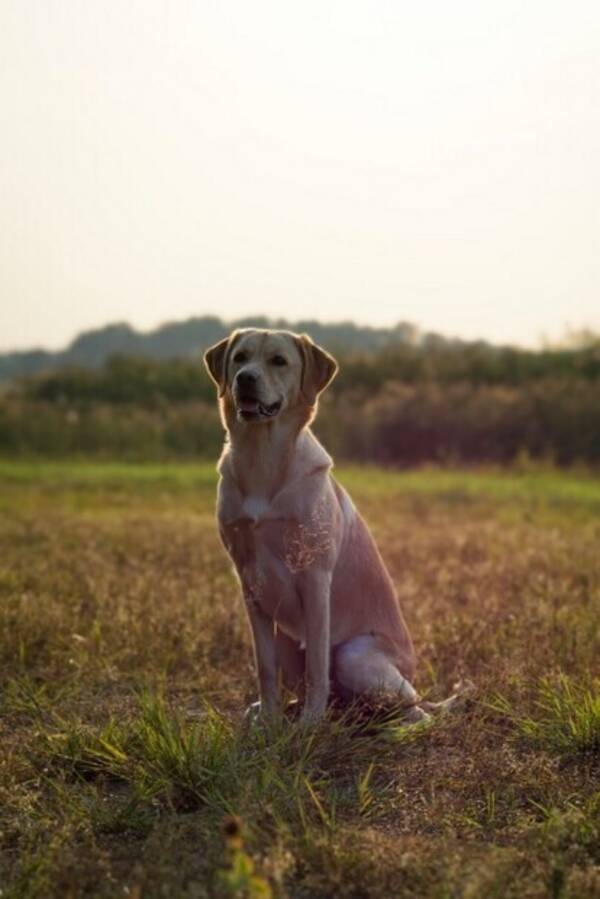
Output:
[{"left": 299, "top": 700, "right": 328, "bottom": 727}]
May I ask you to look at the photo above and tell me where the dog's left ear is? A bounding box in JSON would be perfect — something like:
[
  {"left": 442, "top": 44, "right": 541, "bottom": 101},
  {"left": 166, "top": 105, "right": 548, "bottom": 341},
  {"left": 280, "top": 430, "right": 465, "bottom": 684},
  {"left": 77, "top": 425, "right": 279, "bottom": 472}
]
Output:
[
  {"left": 204, "top": 332, "right": 239, "bottom": 396},
  {"left": 296, "top": 334, "right": 338, "bottom": 404}
]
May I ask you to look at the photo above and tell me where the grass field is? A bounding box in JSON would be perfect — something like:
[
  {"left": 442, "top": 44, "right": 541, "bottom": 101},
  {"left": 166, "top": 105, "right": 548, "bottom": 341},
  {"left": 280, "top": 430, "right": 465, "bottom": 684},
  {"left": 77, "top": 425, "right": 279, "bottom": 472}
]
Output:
[{"left": 1, "top": 462, "right": 599, "bottom": 898}]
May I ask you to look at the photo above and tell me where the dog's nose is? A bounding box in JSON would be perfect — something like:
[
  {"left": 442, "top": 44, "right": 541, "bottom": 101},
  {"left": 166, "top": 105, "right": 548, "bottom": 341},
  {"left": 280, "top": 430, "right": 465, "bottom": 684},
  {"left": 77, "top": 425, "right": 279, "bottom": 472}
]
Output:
[{"left": 236, "top": 369, "right": 258, "bottom": 389}]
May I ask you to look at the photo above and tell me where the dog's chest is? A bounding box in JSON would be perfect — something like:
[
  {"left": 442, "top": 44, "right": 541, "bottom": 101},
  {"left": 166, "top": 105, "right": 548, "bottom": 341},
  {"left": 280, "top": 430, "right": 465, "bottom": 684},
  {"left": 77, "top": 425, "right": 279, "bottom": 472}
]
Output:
[{"left": 221, "top": 503, "right": 314, "bottom": 640}]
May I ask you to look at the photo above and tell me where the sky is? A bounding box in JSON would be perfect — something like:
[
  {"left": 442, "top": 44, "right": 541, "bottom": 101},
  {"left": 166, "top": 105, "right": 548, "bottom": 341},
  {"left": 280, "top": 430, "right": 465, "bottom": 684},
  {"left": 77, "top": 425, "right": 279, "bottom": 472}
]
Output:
[{"left": 1, "top": 1, "right": 599, "bottom": 352}]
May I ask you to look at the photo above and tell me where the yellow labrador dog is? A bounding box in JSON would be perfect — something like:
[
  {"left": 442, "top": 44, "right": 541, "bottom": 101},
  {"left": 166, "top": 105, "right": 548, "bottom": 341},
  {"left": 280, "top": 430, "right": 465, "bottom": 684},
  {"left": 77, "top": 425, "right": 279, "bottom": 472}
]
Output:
[{"left": 205, "top": 328, "right": 436, "bottom": 725}]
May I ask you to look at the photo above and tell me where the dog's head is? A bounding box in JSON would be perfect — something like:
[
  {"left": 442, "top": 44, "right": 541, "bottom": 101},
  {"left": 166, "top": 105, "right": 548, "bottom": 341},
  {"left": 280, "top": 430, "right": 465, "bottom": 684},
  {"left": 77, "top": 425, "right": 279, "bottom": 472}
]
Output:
[{"left": 204, "top": 329, "right": 338, "bottom": 424}]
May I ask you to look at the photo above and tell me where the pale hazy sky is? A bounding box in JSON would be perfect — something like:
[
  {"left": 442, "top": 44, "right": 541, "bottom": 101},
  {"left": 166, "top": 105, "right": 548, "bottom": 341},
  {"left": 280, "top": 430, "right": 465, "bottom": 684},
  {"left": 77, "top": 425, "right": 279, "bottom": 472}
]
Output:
[{"left": 1, "top": 1, "right": 599, "bottom": 351}]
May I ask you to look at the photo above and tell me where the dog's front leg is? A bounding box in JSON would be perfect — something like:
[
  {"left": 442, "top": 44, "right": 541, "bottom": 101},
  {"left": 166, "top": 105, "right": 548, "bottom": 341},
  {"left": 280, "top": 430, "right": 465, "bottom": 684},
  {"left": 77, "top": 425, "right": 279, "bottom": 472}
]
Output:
[
  {"left": 298, "top": 570, "right": 332, "bottom": 724},
  {"left": 245, "top": 598, "right": 280, "bottom": 718}
]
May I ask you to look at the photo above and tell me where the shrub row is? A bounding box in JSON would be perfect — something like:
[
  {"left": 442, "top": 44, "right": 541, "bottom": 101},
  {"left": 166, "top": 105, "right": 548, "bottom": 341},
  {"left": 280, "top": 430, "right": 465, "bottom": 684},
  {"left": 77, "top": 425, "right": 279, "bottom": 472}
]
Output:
[{"left": 2, "top": 378, "right": 599, "bottom": 465}]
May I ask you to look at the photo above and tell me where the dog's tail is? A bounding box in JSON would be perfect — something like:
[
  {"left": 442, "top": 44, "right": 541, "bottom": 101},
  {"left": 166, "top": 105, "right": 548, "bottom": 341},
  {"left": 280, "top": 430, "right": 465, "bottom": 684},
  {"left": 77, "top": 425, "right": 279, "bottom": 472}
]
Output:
[{"left": 419, "top": 678, "right": 476, "bottom": 715}]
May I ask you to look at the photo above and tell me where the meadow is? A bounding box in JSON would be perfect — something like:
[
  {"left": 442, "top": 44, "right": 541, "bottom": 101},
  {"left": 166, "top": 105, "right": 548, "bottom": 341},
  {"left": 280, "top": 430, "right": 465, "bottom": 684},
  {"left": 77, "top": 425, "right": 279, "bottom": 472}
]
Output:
[{"left": 0, "top": 462, "right": 599, "bottom": 898}]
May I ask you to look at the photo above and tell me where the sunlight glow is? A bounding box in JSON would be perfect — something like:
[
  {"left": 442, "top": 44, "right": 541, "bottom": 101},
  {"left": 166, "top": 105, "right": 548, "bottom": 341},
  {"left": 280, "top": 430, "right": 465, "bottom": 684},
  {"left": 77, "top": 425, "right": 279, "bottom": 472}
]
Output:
[{"left": 1, "top": 1, "right": 599, "bottom": 349}]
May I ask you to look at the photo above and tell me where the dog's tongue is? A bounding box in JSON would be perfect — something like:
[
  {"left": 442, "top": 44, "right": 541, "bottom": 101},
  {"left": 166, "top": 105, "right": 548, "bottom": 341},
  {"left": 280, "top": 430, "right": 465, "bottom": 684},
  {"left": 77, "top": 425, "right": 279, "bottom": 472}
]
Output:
[{"left": 239, "top": 398, "right": 259, "bottom": 413}]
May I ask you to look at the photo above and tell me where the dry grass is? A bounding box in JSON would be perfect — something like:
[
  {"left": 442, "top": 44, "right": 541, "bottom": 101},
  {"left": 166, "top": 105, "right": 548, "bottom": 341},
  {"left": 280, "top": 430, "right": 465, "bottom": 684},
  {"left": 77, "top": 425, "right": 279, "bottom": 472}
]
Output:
[{"left": 0, "top": 462, "right": 599, "bottom": 898}]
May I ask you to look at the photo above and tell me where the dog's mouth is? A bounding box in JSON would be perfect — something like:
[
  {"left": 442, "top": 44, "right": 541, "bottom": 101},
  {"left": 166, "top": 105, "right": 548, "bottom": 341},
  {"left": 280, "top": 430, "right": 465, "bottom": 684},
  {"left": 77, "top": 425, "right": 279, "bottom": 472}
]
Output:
[{"left": 236, "top": 396, "right": 283, "bottom": 422}]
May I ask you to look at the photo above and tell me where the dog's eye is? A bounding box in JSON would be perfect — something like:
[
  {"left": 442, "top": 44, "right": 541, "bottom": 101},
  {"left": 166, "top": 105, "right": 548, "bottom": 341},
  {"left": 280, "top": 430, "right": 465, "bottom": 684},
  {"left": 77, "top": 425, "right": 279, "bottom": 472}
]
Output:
[
  {"left": 233, "top": 352, "right": 248, "bottom": 364},
  {"left": 271, "top": 355, "right": 287, "bottom": 367}
]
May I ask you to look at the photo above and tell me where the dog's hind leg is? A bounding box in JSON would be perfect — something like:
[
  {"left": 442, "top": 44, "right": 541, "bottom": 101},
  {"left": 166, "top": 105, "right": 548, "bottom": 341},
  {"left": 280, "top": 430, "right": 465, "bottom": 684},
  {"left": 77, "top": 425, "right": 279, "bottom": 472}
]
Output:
[{"left": 333, "top": 634, "right": 430, "bottom": 723}]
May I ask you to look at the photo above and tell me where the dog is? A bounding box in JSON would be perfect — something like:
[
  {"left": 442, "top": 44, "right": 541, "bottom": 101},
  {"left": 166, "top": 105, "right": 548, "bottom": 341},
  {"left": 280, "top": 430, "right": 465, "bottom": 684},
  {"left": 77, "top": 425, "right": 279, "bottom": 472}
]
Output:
[{"left": 205, "top": 328, "right": 454, "bottom": 725}]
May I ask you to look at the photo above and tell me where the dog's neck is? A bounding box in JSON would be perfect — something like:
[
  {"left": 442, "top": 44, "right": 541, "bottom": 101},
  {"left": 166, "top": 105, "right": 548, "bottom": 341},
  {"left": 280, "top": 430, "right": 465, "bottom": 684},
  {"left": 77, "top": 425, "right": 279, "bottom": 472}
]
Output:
[{"left": 219, "top": 398, "right": 328, "bottom": 499}]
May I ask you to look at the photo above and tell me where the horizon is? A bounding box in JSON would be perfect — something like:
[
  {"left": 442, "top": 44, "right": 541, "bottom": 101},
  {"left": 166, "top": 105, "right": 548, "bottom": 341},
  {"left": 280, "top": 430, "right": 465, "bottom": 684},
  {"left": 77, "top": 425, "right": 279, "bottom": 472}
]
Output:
[
  {"left": 2, "top": 312, "right": 597, "bottom": 357},
  {"left": 2, "top": 3, "right": 599, "bottom": 352}
]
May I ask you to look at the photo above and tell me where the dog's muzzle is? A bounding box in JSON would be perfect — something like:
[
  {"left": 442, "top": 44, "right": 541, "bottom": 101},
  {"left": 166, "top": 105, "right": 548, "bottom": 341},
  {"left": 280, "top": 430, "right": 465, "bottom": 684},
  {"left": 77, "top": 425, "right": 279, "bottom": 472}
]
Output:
[{"left": 233, "top": 368, "right": 282, "bottom": 421}]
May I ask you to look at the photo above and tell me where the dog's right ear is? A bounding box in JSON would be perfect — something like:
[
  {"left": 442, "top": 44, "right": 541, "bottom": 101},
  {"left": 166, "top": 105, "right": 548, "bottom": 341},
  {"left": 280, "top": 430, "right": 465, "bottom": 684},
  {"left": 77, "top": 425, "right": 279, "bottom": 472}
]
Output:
[{"left": 204, "top": 332, "right": 239, "bottom": 396}]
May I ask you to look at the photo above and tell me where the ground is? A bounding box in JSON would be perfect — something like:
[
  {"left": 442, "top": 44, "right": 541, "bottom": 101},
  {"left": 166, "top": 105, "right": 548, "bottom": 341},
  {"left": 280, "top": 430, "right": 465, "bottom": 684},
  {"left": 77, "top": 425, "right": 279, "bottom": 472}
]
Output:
[{"left": 0, "top": 462, "right": 599, "bottom": 898}]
